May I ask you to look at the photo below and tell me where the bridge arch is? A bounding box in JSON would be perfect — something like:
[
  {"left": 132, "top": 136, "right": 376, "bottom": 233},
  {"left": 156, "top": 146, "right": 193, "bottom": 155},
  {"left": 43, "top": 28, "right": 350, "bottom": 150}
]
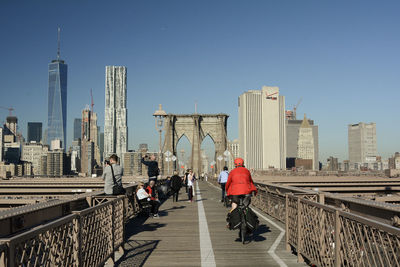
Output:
[{"left": 163, "top": 113, "right": 229, "bottom": 175}]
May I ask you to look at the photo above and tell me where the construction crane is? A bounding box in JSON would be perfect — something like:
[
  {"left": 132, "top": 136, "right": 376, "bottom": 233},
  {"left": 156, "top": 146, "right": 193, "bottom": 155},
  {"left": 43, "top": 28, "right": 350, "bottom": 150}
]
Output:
[
  {"left": 0, "top": 106, "right": 15, "bottom": 116},
  {"left": 293, "top": 98, "right": 302, "bottom": 120}
]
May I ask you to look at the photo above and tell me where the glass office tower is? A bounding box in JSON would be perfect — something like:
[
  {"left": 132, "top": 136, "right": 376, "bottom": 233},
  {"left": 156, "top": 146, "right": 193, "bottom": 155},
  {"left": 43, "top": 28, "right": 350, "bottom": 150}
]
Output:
[
  {"left": 74, "top": 118, "right": 82, "bottom": 141},
  {"left": 47, "top": 59, "right": 67, "bottom": 149},
  {"left": 27, "top": 122, "right": 42, "bottom": 143}
]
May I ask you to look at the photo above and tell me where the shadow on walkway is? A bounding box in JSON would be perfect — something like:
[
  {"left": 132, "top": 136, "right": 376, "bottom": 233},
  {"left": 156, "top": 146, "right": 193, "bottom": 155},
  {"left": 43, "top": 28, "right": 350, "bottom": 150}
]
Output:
[
  {"left": 125, "top": 217, "right": 167, "bottom": 237},
  {"left": 253, "top": 224, "right": 271, "bottom": 242},
  {"left": 115, "top": 240, "right": 160, "bottom": 267},
  {"left": 233, "top": 224, "right": 271, "bottom": 244}
]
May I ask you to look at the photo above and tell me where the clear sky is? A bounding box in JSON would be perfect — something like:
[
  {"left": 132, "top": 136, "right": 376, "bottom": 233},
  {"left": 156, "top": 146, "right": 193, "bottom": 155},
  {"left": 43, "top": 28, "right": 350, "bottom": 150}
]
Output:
[{"left": 0, "top": 0, "right": 399, "bottom": 163}]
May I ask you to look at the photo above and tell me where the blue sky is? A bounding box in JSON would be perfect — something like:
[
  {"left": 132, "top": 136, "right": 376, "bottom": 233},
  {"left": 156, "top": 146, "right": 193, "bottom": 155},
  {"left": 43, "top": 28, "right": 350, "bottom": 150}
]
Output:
[{"left": 0, "top": 0, "right": 399, "bottom": 162}]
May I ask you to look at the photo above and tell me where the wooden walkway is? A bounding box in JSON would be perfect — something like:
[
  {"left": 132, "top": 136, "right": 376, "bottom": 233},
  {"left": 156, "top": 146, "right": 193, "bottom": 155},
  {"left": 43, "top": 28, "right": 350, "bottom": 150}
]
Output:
[{"left": 114, "top": 181, "right": 307, "bottom": 267}]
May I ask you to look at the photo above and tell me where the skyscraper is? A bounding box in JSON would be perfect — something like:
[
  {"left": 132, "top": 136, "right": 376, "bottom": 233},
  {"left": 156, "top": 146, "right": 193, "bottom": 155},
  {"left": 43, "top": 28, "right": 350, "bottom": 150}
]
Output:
[
  {"left": 297, "top": 115, "right": 316, "bottom": 170},
  {"left": 73, "top": 118, "right": 82, "bottom": 141},
  {"left": 80, "top": 107, "right": 100, "bottom": 176},
  {"left": 286, "top": 116, "right": 319, "bottom": 170},
  {"left": 47, "top": 28, "right": 67, "bottom": 149},
  {"left": 104, "top": 66, "right": 128, "bottom": 161},
  {"left": 348, "top": 122, "right": 377, "bottom": 165},
  {"left": 27, "top": 122, "right": 42, "bottom": 143},
  {"left": 227, "top": 139, "right": 239, "bottom": 171},
  {"left": 238, "top": 86, "right": 286, "bottom": 170},
  {"left": 0, "top": 127, "right": 3, "bottom": 162}
]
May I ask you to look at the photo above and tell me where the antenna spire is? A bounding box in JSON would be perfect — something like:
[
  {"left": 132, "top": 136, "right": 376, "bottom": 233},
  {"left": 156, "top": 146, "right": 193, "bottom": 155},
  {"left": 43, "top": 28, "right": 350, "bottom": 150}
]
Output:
[
  {"left": 90, "top": 89, "right": 94, "bottom": 113},
  {"left": 57, "top": 27, "right": 61, "bottom": 60}
]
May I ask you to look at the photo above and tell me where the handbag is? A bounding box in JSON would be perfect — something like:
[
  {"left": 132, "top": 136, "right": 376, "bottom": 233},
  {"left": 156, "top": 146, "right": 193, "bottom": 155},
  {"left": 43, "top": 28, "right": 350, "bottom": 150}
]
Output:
[{"left": 110, "top": 165, "right": 125, "bottom": 195}]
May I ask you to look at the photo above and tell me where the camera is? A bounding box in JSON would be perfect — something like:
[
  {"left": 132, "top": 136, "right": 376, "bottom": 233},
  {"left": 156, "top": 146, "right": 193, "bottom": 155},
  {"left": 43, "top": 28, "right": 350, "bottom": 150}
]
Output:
[{"left": 104, "top": 160, "right": 110, "bottom": 165}]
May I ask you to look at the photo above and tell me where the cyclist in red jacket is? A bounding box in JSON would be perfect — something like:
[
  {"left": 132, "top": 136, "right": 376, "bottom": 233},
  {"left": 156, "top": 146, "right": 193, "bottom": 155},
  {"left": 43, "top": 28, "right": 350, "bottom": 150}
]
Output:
[{"left": 226, "top": 158, "right": 257, "bottom": 211}]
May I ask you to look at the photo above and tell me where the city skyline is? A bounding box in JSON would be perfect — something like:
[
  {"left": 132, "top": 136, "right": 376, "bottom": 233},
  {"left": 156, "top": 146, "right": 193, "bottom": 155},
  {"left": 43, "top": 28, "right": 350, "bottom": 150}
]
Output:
[{"left": 0, "top": 1, "right": 399, "bottom": 162}]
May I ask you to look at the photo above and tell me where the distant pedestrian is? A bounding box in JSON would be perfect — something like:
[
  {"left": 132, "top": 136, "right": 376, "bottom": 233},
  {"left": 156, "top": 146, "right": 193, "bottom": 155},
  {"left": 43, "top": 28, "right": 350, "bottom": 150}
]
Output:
[
  {"left": 170, "top": 171, "right": 182, "bottom": 202},
  {"left": 141, "top": 154, "right": 160, "bottom": 182},
  {"left": 187, "top": 169, "right": 195, "bottom": 202},
  {"left": 183, "top": 170, "right": 189, "bottom": 193},
  {"left": 218, "top": 166, "right": 229, "bottom": 203},
  {"left": 102, "top": 154, "right": 124, "bottom": 195}
]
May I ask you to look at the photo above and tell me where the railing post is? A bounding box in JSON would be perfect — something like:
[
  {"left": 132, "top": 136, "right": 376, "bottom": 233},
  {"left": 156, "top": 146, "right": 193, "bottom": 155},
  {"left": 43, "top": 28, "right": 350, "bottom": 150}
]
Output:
[
  {"left": 334, "top": 210, "right": 341, "bottom": 267},
  {"left": 297, "top": 197, "right": 304, "bottom": 263},
  {"left": 73, "top": 214, "right": 82, "bottom": 267},
  {"left": 120, "top": 197, "right": 126, "bottom": 254},
  {"left": 319, "top": 193, "right": 325, "bottom": 204},
  {"left": 111, "top": 201, "right": 115, "bottom": 263},
  {"left": 285, "top": 194, "right": 290, "bottom": 251},
  {"left": 106, "top": 201, "right": 116, "bottom": 266},
  {"left": 8, "top": 241, "right": 14, "bottom": 267}
]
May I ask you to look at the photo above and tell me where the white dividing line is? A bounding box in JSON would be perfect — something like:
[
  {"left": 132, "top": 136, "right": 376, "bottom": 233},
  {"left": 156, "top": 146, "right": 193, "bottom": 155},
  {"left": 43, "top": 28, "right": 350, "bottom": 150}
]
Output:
[
  {"left": 196, "top": 183, "right": 216, "bottom": 267},
  {"left": 207, "top": 181, "right": 287, "bottom": 267},
  {"left": 252, "top": 209, "right": 287, "bottom": 267}
]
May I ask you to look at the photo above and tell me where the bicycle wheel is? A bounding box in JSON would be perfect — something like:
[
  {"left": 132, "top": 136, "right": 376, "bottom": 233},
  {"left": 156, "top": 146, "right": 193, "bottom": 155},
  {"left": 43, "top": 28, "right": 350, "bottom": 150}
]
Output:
[{"left": 240, "top": 212, "right": 247, "bottom": 244}]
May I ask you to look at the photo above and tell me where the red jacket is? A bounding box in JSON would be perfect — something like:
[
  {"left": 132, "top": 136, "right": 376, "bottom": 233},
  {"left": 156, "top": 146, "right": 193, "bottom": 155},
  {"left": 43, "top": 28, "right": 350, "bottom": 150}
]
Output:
[
  {"left": 225, "top": 167, "right": 257, "bottom": 196},
  {"left": 146, "top": 186, "right": 156, "bottom": 201}
]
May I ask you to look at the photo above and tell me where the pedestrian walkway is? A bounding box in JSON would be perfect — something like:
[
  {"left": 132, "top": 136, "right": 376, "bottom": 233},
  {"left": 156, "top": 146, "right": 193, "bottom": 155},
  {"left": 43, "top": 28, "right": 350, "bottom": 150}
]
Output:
[{"left": 115, "top": 181, "right": 307, "bottom": 266}]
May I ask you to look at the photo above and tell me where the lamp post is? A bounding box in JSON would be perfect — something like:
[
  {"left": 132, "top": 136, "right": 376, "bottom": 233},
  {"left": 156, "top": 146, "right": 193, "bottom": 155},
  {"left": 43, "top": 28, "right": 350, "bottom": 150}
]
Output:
[{"left": 153, "top": 104, "right": 166, "bottom": 175}]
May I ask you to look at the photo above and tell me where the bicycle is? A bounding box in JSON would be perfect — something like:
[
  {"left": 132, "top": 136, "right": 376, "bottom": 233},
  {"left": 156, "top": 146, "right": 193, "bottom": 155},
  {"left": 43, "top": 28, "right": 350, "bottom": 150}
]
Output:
[{"left": 237, "top": 195, "right": 251, "bottom": 244}]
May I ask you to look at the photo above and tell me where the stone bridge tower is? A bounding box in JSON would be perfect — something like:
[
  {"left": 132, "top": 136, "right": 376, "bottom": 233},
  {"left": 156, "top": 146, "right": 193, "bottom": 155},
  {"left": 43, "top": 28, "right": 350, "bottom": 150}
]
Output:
[{"left": 163, "top": 114, "right": 228, "bottom": 175}]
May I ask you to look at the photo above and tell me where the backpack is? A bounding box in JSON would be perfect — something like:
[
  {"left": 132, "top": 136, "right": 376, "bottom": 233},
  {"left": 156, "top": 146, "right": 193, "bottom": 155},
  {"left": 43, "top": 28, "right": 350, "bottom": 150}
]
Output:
[
  {"left": 226, "top": 209, "right": 241, "bottom": 230},
  {"left": 245, "top": 207, "right": 259, "bottom": 232}
]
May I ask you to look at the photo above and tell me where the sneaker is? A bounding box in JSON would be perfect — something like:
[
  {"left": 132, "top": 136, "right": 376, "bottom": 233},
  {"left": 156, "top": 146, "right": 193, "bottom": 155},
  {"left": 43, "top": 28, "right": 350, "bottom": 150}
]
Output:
[{"left": 153, "top": 214, "right": 159, "bottom": 218}]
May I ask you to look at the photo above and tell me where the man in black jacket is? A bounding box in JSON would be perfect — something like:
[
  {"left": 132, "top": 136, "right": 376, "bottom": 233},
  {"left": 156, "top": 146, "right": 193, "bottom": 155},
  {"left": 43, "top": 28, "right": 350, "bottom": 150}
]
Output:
[
  {"left": 170, "top": 171, "right": 182, "bottom": 202},
  {"left": 141, "top": 154, "right": 159, "bottom": 182}
]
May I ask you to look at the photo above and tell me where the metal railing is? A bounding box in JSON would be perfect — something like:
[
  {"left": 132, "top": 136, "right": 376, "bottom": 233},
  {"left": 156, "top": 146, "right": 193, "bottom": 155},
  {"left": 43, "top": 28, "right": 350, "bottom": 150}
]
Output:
[
  {"left": 0, "top": 196, "right": 126, "bottom": 267},
  {"left": 250, "top": 182, "right": 400, "bottom": 267},
  {"left": 0, "top": 178, "right": 167, "bottom": 267},
  {"left": 210, "top": 177, "right": 400, "bottom": 266}
]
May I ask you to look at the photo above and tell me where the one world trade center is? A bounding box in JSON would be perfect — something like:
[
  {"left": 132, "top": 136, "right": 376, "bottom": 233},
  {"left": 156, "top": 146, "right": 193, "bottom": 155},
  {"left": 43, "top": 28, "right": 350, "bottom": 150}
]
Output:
[{"left": 47, "top": 28, "right": 67, "bottom": 149}]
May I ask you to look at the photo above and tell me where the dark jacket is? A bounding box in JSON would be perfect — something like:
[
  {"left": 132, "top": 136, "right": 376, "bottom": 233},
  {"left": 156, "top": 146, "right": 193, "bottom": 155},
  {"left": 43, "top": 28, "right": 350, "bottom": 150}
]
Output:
[
  {"left": 170, "top": 175, "right": 182, "bottom": 191},
  {"left": 141, "top": 158, "right": 159, "bottom": 177}
]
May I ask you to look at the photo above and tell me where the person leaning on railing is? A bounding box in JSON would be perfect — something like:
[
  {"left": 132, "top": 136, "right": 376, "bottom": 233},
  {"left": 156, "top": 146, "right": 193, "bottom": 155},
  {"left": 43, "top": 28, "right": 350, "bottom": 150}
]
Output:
[{"left": 102, "top": 154, "right": 123, "bottom": 195}]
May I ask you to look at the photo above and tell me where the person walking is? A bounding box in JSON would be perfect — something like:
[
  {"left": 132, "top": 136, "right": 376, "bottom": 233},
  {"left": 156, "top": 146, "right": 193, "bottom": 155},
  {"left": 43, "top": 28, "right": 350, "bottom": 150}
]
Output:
[
  {"left": 102, "top": 154, "right": 123, "bottom": 195},
  {"left": 170, "top": 171, "right": 182, "bottom": 202},
  {"left": 187, "top": 169, "right": 195, "bottom": 202},
  {"left": 141, "top": 154, "right": 159, "bottom": 182},
  {"left": 218, "top": 166, "right": 229, "bottom": 203},
  {"left": 183, "top": 170, "right": 189, "bottom": 193}
]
